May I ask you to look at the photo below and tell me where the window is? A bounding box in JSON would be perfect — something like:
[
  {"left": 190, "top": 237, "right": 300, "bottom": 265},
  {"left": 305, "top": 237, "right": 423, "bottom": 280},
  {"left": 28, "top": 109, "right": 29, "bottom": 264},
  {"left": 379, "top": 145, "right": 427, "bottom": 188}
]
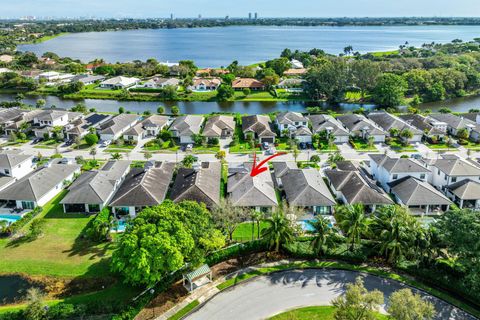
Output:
[
  {"left": 21, "top": 201, "right": 35, "bottom": 210},
  {"left": 438, "top": 169, "right": 441, "bottom": 175},
  {"left": 4, "top": 169, "right": 10, "bottom": 175},
  {"left": 420, "top": 174, "right": 425, "bottom": 179},
  {"left": 88, "top": 204, "right": 101, "bottom": 212},
  {"left": 392, "top": 174, "right": 398, "bottom": 180},
  {"left": 444, "top": 175, "right": 447, "bottom": 181},
  {"left": 315, "top": 206, "right": 331, "bottom": 215},
  {"left": 451, "top": 177, "right": 457, "bottom": 183}
]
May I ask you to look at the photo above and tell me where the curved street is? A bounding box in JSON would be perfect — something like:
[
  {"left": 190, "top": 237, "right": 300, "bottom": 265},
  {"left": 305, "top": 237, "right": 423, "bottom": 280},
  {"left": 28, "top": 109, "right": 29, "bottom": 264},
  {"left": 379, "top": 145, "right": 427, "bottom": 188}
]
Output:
[{"left": 186, "top": 269, "right": 476, "bottom": 320}]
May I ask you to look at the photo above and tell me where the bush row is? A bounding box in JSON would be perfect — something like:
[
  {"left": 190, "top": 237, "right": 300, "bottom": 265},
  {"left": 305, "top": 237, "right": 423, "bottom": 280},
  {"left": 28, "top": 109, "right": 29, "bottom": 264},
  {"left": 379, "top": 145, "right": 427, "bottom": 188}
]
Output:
[{"left": 0, "top": 206, "right": 42, "bottom": 237}]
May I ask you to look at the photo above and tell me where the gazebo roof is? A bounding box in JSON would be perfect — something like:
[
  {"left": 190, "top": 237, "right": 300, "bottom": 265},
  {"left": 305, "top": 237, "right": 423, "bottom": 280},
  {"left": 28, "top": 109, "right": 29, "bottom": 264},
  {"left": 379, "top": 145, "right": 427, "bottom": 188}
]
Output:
[{"left": 184, "top": 264, "right": 211, "bottom": 282}]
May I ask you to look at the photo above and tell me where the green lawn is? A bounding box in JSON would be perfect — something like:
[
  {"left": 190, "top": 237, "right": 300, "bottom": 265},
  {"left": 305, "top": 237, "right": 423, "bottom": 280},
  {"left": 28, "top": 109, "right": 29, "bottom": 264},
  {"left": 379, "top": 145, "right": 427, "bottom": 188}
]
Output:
[
  {"left": 232, "top": 221, "right": 269, "bottom": 242},
  {"left": 0, "top": 191, "right": 114, "bottom": 278},
  {"left": 168, "top": 300, "right": 200, "bottom": 320},
  {"left": 386, "top": 138, "right": 417, "bottom": 152},
  {"left": 229, "top": 142, "right": 260, "bottom": 153},
  {"left": 144, "top": 141, "right": 180, "bottom": 153},
  {"left": 315, "top": 141, "right": 338, "bottom": 152},
  {"left": 426, "top": 143, "right": 457, "bottom": 150},
  {"left": 349, "top": 137, "right": 377, "bottom": 151},
  {"left": 269, "top": 306, "right": 387, "bottom": 320},
  {"left": 1, "top": 139, "right": 29, "bottom": 147}
]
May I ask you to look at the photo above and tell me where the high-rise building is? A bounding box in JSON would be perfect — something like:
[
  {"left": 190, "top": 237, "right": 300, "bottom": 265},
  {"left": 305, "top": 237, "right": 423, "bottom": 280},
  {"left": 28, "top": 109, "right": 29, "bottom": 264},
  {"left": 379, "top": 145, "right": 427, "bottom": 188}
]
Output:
[
  {"left": 170, "top": 13, "right": 174, "bottom": 20},
  {"left": 248, "top": 12, "right": 252, "bottom": 19},
  {"left": 198, "top": 14, "right": 202, "bottom": 19},
  {"left": 254, "top": 12, "right": 258, "bottom": 19}
]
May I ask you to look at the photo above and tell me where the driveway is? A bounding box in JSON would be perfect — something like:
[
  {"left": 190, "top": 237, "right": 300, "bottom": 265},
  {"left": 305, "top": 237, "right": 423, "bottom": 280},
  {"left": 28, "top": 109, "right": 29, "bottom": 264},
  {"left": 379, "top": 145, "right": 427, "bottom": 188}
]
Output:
[{"left": 186, "top": 269, "right": 475, "bottom": 320}]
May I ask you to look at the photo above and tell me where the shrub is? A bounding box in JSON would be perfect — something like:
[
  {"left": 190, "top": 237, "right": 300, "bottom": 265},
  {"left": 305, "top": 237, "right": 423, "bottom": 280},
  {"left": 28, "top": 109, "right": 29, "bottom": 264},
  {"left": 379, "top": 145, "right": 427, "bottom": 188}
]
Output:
[
  {"left": 0, "top": 206, "right": 42, "bottom": 237},
  {"left": 205, "top": 240, "right": 268, "bottom": 266},
  {"left": 84, "top": 207, "right": 111, "bottom": 242},
  {"left": 85, "top": 133, "right": 99, "bottom": 146}
]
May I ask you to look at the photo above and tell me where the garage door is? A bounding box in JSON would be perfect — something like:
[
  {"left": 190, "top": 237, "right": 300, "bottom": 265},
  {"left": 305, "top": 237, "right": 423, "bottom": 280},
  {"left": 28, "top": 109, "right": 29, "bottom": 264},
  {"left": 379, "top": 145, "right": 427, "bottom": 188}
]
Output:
[{"left": 261, "top": 137, "right": 274, "bottom": 143}]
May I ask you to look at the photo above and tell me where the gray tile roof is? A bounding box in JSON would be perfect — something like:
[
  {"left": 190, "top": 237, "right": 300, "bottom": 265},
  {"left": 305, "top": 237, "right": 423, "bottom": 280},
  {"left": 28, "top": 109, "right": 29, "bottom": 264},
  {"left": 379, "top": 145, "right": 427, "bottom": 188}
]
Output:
[
  {"left": 308, "top": 114, "right": 349, "bottom": 136},
  {"left": 242, "top": 115, "right": 276, "bottom": 137},
  {"left": 282, "top": 169, "right": 336, "bottom": 207},
  {"left": 170, "top": 115, "right": 204, "bottom": 136},
  {"left": 0, "top": 151, "right": 32, "bottom": 169},
  {"left": 389, "top": 176, "right": 451, "bottom": 206},
  {"left": 430, "top": 156, "right": 480, "bottom": 176},
  {"left": 335, "top": 161, "right": 357, "bottom": 171},
  {"left": 276, "top": 112, "right": 308, "bottom": 125},
  {"left": 202, "top": 115, "right": 235, "bottom": 137},
  {"left": 369, "top": 154, "right": 430, "bottom": 174},
  {"left": 447, "top": 179, "right": 480, "bottom": 200},
  {"left": 398, "top": 114, "right": 445, "bottom": 136},
  {"left": 99, "top": 113, "right": 140, "bottom": 136},
  {"left": 67, "top": 113, "right": 111, "bottom": 136},
  {"left": 109, "top": 162, "right": 175, "bottom": 207},
  {"left": 336, "top": 114, "right": 387, "bottom": 136},
  {"left": 170, "top": 162, "right": 221, "bottom": 207},
  {"left": 0, "top": 164, "right": 80, "bottom": 202},
  {"left": 367, "top": 111, "right": 422, "bottom": 135},
  {"left": 228, "top": 163, "right": 278, "bottom": 207},
  {"left": 272, "top": 162, "right": 298, "bottom": 182},
  {"left": 36, "top": 109, "right": 82, "bottom": 122},
  {"left": 142, "top": 115, "right": 169, "bottom": 129},
  {"left": 325, "top": 169, "right": 393, "bottom": 205},
  {"left": 0, "top": 108, "right": 28, "bottom": 124},
  {"left": 429, "top": 113, "right": 477, "bottom": 130},
  {"left": 60, "top": 160, "right": 131, "bottom": 205}
]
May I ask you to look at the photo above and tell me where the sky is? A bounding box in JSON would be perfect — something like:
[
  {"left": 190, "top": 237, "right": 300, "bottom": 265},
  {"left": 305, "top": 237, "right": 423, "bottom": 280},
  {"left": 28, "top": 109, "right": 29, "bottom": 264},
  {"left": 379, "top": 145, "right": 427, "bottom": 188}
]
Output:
[{"left": 2, "top": 0, "right": 480, "bottom": 19}]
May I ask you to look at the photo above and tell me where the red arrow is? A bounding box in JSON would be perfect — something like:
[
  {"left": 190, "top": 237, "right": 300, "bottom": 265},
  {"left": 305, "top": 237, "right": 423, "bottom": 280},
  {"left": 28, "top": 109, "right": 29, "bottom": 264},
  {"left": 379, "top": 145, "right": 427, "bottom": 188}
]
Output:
[{"left": 250, "top": 151, "right": 287, "bottom": 177}]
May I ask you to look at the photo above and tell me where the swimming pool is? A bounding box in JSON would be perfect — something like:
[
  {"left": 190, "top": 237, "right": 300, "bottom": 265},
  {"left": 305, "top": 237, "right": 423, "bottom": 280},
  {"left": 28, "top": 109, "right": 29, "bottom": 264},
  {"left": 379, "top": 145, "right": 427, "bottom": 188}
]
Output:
[
  {"left": 299, "top": 216, "right": 336, "bottom": 232},
  {"left": 110, "top": 219, "right": 127, "bottom": 233},
  {"left": 0, "top": 214, "right": 22, "bottom": 225}
]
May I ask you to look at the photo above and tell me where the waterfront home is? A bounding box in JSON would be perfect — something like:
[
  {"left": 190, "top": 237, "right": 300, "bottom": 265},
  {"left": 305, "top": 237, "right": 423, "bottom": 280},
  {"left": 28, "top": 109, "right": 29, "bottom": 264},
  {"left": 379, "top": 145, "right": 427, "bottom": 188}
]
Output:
[
  {"left": 398, "top": 114, "right": 447, "bottom": 141},
  {"left": 65, "top": 113, "right": 112, "bottom": 140},
  {"left": 109, "top": 161, "right": 175, "bottom": 217},
  {"left": 227, "top": 163, "right": 278, "bottom": 211},
  {"left": 188, "top": 78, "right": 221, "bottom": 91},
  {"left": 143, "top": 77, "right": 180, "bottom": 89},
  {"left": 38, "top": 71, "right": 61, "bottom": 81},
  {"left": 202, "top": 115, "right": 235, "bottom": 139},
  {"left": 283, "top": 68, "right": 307, "bottom": 76},
  {"left": 170, "top": 162, "right": 221, "bottom": 208},
  {"left": 389, "top": 176, "right": 451, "bottom": 215},
  {"left": 0, "top": 150, "right": 34, "bottom": 180},
  {"left": 445, "top": 179, "right": 480, "bottom": 210},
  {"left": 427, "top": 113, "right": 478, "bottom": 139},
  {"left": 368, "top": 111, "right": 423, "bottom": 143},
  {"left": 169, "top": 115, "right": 204, "bottom": 144},
  {"left": 241, "top": 115, "right": 276, "bottom": 144},
  {"left": 3, "top": 109, "right": 44, "bottom": 136},
  {"left": 60, "top": 160, "right": 131, "bottom": 213},
  {"left": 272, "top": 162, "right": 298, "bottom": 188},
  {"left": 0, "top": 108, "right": 37, "bottom": 133},
  {"left": 275, "top": 111, "right": 311, "bottom": 143},
  {"left": 423, "top": 154, "right": 480, "bottom": 191},
  {"left": 290, "top": 59, "right": 304, "bottom": 69},
  {"left": 99, "top": 76, "right": 140, "bottom": 89},
  {"left": 0, "top": 54, "right": 13, "bottom": 63},
  {"left": 367, "top": 154, "right": 430, "bottom": 192},
  {"left": 336, "top": 114, "right": 387, "bottom": 143},
  {"left": 0, "top": 161, "right": 81, "bottom": 209},
  {"left": 277, "top": 78, "right": 304, "bottom": 91},
  {"left": 98, "top": 113, "right": 141, "bottom": 141},
  {"left": 123, "top": 115, "right": 170, "bottom": 142},
  {"left": 71, "top": 74, "right": 106, "bottom": 85},
  {"left": 324, "top": 167, "right": 393, "bottom": 211},
  {"left": 231, "top": 78, "right": 265, "bottom": 91},
  {"left": 308, "top": 114, "right": 350, "bottom": 144},
  {"left": 282, "top": 168, "right": 336, "bottom": 215},
  {"left": 31, "top": 109, "right": 83, "bottom": 138}
]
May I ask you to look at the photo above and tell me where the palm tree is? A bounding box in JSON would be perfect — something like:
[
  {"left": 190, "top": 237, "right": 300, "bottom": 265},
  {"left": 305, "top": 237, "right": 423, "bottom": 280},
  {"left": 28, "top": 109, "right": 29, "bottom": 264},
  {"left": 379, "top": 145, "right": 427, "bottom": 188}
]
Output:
[
  {"left": 335, "top": 204, "right": 371, "bottom": 251},
  {"left": 89, "top": 147, "right": 97, "bottom": 160},
  {"left": 367, "top": 136, "right": 375, "bottom": 148},
  {"left": 327, "top": 152, "right": 345, "bottom": 166},
  {"left": 111, "top": 152, "right": 122, "bottom": 160},
  {"left": 261, "top": 210, "right": 295, "bottom": 252},
  {"left": 327, "top": 133, "right": 336, "bottom": 149},
  {"left": 309, "top": 216, "right": 338, "bottom": 256}
]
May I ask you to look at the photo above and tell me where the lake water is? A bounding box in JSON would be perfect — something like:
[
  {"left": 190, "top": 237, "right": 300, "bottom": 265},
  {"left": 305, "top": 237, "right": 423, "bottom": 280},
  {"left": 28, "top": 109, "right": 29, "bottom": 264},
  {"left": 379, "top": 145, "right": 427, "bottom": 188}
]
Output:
[
  {"left": 0, "top": 275, "right": 43, "bottom": 305},
  {"left": 18, "top": 25, "right": 480, "bottom": 67}
]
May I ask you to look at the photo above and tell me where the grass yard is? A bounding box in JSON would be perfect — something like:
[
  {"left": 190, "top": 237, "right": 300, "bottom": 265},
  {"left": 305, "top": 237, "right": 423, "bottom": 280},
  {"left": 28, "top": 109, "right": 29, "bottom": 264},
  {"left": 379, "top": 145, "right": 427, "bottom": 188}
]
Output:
[
  {"left": 386, "top": 138, "right": 417, "bottom": 152},
  {"left": 232, "top": 221, "right": 269, "bottom": 243},
  {"left": 1, "top": 139, "right": 29, "bottom": 147},
  {"left": 315, "top": 141, "right": 338, "bottom": 152},
  {"left": 0, "top": 191, "right": 114, "bottom": 278},
  {"left": 168, "top": 300, "right": 200, "bottom": 320},
  {"left": 144, "top": 141, "right": 180, "bottom": 153},
  {"left": 349, "top": 137, "right": 377, "bottom": 151},
  {"left": 269, "top": 306, "right": 387, "bottom": 320},
  {"left": 426, "top": 143, "right": 457, "bottom": 150}
]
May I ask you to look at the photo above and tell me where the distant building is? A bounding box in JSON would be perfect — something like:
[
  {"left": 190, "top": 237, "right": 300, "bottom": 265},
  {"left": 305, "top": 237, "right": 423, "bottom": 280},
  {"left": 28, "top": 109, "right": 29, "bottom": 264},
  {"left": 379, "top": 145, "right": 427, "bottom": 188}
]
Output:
[{"left": 254, "top": 12, "right": 258, "bottom": 19}]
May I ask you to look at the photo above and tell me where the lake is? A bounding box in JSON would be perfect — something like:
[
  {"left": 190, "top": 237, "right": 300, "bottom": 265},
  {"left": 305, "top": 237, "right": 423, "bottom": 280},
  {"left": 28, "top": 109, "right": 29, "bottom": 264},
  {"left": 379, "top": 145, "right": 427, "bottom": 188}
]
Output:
[{"left": 18, "top": 25, "right": 480, "bottom": 67}]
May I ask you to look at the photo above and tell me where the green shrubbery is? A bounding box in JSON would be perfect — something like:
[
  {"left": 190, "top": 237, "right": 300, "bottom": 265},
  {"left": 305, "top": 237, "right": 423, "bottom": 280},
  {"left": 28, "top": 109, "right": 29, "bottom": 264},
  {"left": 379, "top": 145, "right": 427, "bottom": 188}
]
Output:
[
  {"left": 0, "top": 206, "right": 43, "bottom": 237},
  {"left": 84, "top": 207, "right": 111, "bottom": 242}
]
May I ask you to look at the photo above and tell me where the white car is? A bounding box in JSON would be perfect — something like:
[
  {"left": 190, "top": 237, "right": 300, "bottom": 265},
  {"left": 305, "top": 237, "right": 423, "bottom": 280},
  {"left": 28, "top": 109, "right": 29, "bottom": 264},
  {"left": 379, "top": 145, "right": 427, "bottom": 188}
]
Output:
[{"left": 101, "top": 140, "right": 111, "bottom": 147}]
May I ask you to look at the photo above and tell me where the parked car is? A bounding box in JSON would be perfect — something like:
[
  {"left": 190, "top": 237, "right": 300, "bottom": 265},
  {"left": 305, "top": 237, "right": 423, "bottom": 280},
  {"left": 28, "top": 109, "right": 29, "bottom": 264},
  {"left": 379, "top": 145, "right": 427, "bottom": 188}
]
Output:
[
  {"left": 101, "top": 140, "right": 111, "bottom": 147},
  {"left": 299, "top": 142, "right": 307, "bottom": 150},
  {"left": 262, "top": 142, "right": 270, "bottom": 150},
  {"left": 185, "top": 144, "right": 193, "bottom": 151},
  {"left": 32, "top": 138, "right": 41, "bottom": 144},
  {"left": 410, "top": 153, "right": 422, "bottom": 160}
]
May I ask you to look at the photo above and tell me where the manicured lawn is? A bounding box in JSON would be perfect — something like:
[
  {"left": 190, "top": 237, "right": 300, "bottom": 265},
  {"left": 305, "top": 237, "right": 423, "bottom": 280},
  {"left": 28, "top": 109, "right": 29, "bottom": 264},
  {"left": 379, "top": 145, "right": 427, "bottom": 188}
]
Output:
[
  {"left": 386, "top": 138, "right": 417, "bottom": 152},
  {"left": 232, "top": 221, "right": 269, "bottom": 242},
  {"left": 0, "top": 191, "right": 114, "bottom": 278},
  {"left": 168, "top": 300, "right": 200, "bottom": 320},
  {"left": 0, "top": 139, "right": 29, "bottom": 147},
  {"left": 192, "top": 145, "right": 220, "bottom": 154},
  {"left": 349, "top": 138, "right": 377, "bottom": 151},
  {"left": 426, "top": 143, "right": 457, "bottom": 150},
  {"left": 315, "top": 141, "right": 338, "bottom": 152},
  {"left": 269, "top": 306, "right": 387, "bottom": 320},
  {"left": 229, "top": 142, "right": 260, "bottom": 153},
  {"left": 144, "top": 141, "right": 180, "bottom": 153}
]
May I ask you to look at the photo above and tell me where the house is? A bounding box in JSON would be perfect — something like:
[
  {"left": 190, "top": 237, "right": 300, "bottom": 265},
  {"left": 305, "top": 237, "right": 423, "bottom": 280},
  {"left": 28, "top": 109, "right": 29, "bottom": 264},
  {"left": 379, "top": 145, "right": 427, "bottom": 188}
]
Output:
[
  {"left": 202, "top": 115, "right": 235, "bottom": 139},
  {"left": 242, "top": 115, "right": 276, "bottom": 144},
  {"left": 31, "top": 109, "right": 83, "bottom": 138},
  {"left": 0, "top": 161, "right": 81, "bottom": 209},
  {"left": 71, "top": 74, "right": 106, "bottom": 85},
  {"left": 446, "top": 179, "right": 480, "bottom": 210},
  {"left": 272, "top": 162, "right": 298, "bottom": 188},
  {"left": 324, "top": 167, "right": 393, "bottom": 211},
  {"left": 231, "top": 78, "right": 265, "bottom": 91},
  {"left": 398, "top": 114, "right": 447, "bottom": 140},
  {"left": 277, "top": 78, "right": 304, "bottom": 91},
  {"left": 284, "top": 68, "right": 307, "bottom": 76},
  {"left": 0, "top": 151, "right": 35, "bottom": 191},
  {"left": 188, "top": 78, "right": 221, "bottom": 91},
  {"left": 367, "top": 154, "right": 430, "bottom": 192},
  {"left": 38, "top": 71, "right": 61, "bottom": 81},
  {"left": 427, "top": 113, "right": 478, "bottom": 139},
  {"left": 290, "top": 59, "right": 304, "bottom": 69},
  {"left": 169, "top": 115, "right": 204, "bottom": 144},
  {"left": 109, "top": 161, "right": 175, "bottom": 217},
  {"left": 227, "top": 163, "right": 278, "bottom": 211},
  {"left": 336, "top": 114, "right": 387, "bottom": 143},
  {"left": 0, "top": 55, "right": 13, "bottom": 63},
  {"left": 367, "top": 111, "right": 423, "bottom": 143},
  {"left": 65, "top": 113, "right": 112, "bottom": 140},
  {"left": 98, "top": 113, "right": 141, "bottom": 141},
  {"left": 0, "top": 108, "right": 35, "bottom": 133},
  {"left": 60, "top": 160, "right": 131, "bottom": 213},
  {"left": 143, "top": 77, "right": 180, "bottom": 89},
  {"left": 308, "top": 114, "right": 350, "bottom": 144},
  {"left": 170, "top": 162, "right": 221, "bottom": 208},
  {"left": 4, "top": 109, "right": 44, "bottom": 136},
  {"left": 282, "top": 168, "right": 336, "bottom": 215},
  {"left": 99, "top": 76, "right": 139, "bottom": 89},
  {"left": 275, "top": 112, "right": 311, "bottom": 143},
  {"left": 424, "top": 154, "right": 480, "bottom": 191},
  {"left": 123, "top": 115, "right": 170, "bottom": 141},
  {"left": 389, "top": 176, "right": 451, "bottom": 215}
]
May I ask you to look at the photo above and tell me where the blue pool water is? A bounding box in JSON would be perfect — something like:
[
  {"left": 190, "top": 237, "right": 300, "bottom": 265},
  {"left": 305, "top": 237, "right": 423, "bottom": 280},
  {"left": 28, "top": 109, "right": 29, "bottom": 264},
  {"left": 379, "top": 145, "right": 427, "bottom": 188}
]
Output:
[
  {"left": 111, "top": 220, "right": 127, "bottom": 233},
  {"left": 0, "top": 214, "right": 21, "bottom": 225},
  {"left": 299, "top": 219, "right": 334, "bottom": 232}
]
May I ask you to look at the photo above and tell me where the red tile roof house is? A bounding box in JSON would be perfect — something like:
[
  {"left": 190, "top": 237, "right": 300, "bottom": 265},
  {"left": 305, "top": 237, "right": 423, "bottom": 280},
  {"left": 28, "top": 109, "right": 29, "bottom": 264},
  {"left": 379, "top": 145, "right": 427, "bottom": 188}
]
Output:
[{"left": 232, "top": 78, "right": 265, "bottom": 91}]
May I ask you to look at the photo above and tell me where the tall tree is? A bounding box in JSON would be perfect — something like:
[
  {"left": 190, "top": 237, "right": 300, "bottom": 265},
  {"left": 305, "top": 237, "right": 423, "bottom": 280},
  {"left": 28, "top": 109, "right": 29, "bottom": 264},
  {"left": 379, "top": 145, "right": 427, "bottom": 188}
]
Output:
[
  {"left": 387, "top": 288, "right": 435, "bottom": 320},
  {"left": 211, "top": 199, "right": 247, "bottom": 241},
  {"left": 372, "top": 73, "right": 408, "bottom": 107},
  {"left": 261, "top": 209, "right": 295, "bottom": 252},
  {"left": 351, "top": 60, "right": 381, "bottom": 100},
  {"left": 304, "top": 58, "right": 350, "bottom": 104},
  {"left": 335, "top": 204, "right": 370, "bottom": 251},
  {"left": 309, "top": 216, "right": 339, "bottom": 256}
]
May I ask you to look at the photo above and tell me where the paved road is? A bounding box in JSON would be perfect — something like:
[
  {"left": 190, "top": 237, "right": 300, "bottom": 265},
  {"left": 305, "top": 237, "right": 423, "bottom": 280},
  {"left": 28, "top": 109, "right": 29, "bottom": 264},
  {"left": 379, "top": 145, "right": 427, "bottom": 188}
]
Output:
[{"left": 186, "top": 269, "right": 476, "bottom": 320}]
